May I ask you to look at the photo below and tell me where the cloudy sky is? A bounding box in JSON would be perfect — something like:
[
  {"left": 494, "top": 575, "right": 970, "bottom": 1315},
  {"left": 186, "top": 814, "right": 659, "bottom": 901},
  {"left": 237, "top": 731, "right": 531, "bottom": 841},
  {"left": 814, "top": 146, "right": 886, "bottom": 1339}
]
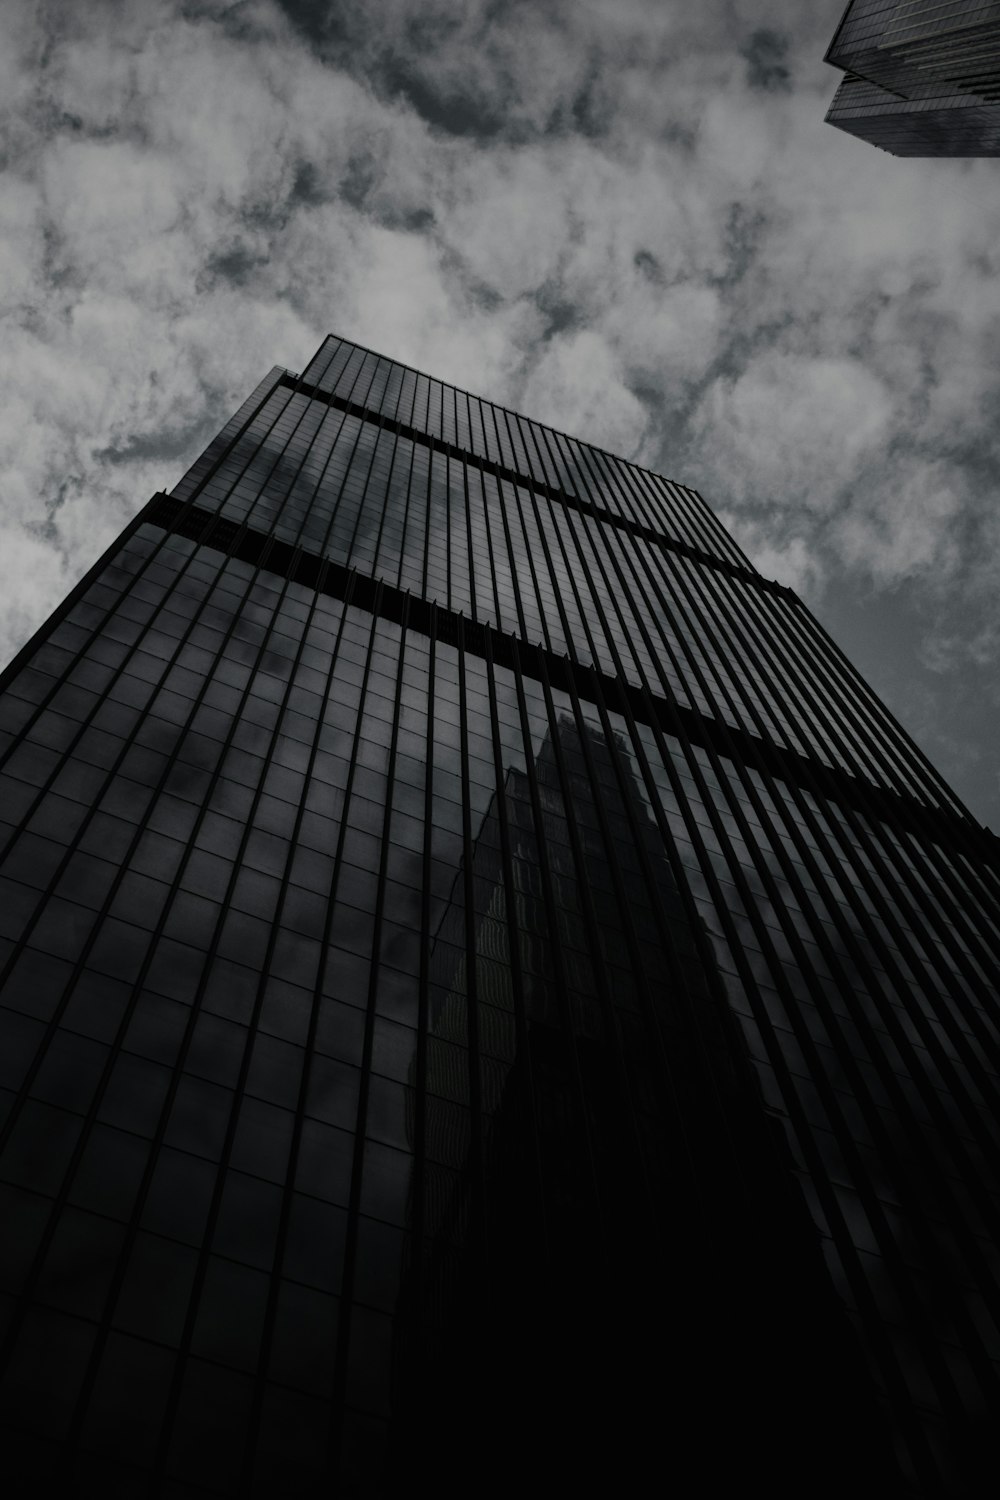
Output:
[{"left": 2, "top": 0, "right": 999, "bottom": 826}]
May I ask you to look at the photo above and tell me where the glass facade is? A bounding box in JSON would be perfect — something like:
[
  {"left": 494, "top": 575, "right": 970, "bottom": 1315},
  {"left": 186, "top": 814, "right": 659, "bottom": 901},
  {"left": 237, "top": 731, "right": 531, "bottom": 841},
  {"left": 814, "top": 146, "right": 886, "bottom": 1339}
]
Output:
[
  {"left": 825, "top": 0, "right": 1000, "bottom": 156},
  {"left": 0, "top": 333, "right": 998, "bottom": 1496}
]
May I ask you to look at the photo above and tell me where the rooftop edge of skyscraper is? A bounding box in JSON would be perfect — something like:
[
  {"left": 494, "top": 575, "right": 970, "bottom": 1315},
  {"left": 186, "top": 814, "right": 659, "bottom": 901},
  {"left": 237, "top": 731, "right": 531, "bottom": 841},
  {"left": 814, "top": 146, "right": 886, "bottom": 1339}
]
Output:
[{"left": 823, "top": 0, "right": 1000, "bottom": 156}]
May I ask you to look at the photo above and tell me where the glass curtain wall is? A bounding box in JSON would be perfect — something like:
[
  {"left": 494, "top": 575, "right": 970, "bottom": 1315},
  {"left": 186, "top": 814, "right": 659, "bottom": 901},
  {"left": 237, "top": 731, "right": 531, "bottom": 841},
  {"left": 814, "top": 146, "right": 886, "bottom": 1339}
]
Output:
[
  {"left": 0, "top": 335, "right": 997, "bottom": 1496},
  {"left": 825, "top": 0, "right": 1000, "bottom": 154}
]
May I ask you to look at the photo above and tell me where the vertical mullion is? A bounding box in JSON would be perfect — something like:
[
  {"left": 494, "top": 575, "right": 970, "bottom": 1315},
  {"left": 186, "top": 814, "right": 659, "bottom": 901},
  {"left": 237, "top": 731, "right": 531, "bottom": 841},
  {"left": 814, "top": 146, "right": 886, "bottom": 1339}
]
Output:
[
  {"left": 467, "top": 464, "right": 500, "bottom": 629},
  {"left": 783, "top": 592, "right": 965, "bottom": 814},
  {"left": 497, "top": 407, "right": 529, "bottom": 483},
  {"left": 506, "top": 639, "right": 607, "bottom": 1236},
  {"left": 545, "top": 429, "right": 582, "bottom": 499},
  {"left": 0, "top": 524, "right": 275, "bottom": 1126},
  {"left": 391, "top": 437, "right": 418, "bottom": 595},
  {"left": 443, "top": 452, "right": 454, "bottom": 612},
  {"left": 461, "top": 459, "right": 479, "bottom": 626},
  {"left": 583, "top": 669, "right": 763, "bottom": 1201},
  {"left": 326, "top": 590, "right": 409, "bottom": 1474},
  {"left": 520, "top": 485, "right": 583, "bottom": 667},
  {"left": 631, "top": 681, "right": 944, "bottom": 1484},
  {"left": 684, "top": 481, "right": 753, "bottom": 567},
  {"left": 143, "top": 570, "right": 367, "bottom": 1478},
  {"left": 231, "top": 392, "right": 332, "bottom": 536},
  {"left": 455, "top": 618, "right": 486, "bottom": 1277},
  {"left": 643, "top": 549, "right": 1000, "bottom": 1409},
  {"left": 570, "top": 439, "right": 624, "bottom": 522},
  {"left": 467, "top": 396, "right": 487, "bottom": 465},
  {"left": 454, "top": 388, "right": 472, "bottom": 455},
  {"left": 485, "top": 474, "right": 530, "bottom": 646},
  {"left": 607, "top": 552, "right": 973, "bottom": 1449},
  {"left": 536, "top": 499, "right": 605, "bottom": 672},
  {"left": 178, "top": 344, "right": 339, "bottom": 516},
  {"left": 301, "top": 336, "right": 353, "bottom": 396},
  {"left": 675, "top": 552, "right": 1000, "bottom": 1122},
  {"left": 504, "top": 482, "right": 557, "bottom": 655},
  {"left": 395, "top": 366, "right": 417, "bottom": 429},
  {"left": 556, "top": 670, "right": 697, "bottom": 1232},
  {"left": 170, "top": 364, "right": 288, "bottom": 507},
  {"left": 339, "top": 413, "right": 388, "bottom": 568},
  {"left": 589, "top": 447, "right": 647, "bottom": 530},
  {"left": 605, "top": 452, "right": 662, "bottom": 535},
  {"left": 490, "top": 404, "right": 516, "bottom": 471},
  {"left": 228, "top": 569, "right": 359, "bottom": 1482},
  {"left": 0, "top": 347, "right": 314, "bottom": 770},
  {"left": 635, "top": 464, "right": 719, "bottom": 562},
  {"left": 371, "top": 426, "right": 403, "bottom": 580},
  {"left": 411, "top": 603, "right": 437, "bottom": 1392},
  {"left": 481, "top": 633, "right": 548, "bottom": 1250},
  {"left": 398, "top": 439, "right": 428, "bottom": 599},
  {"left": 740, "top": 583, "right": 894, "bottom": 782},
  {"left": 736, "top": 574, "right": 916, "bottom": 791},
  {"left": 577, "top": 512, "right": 707, "bottom": 713},
  {"left": 420, "top": 438, "right": 434, "bottom": 603},
  {"left": 523, "top": 416, "right": 561, "bottom": 492},
  {"left": 0, "top": 520, "right": 206, "bottom": 849},
  {"left": 532, "top": 654, "right": 658, "bottom": 1230},
  {"left": 657, "top": 539, "right": 998, "bottom": 1126},
  {"left": 4, "top": 542, "right": 316, "bottom": 1455},
  {"left": 733, "top": 574, "right": 1000, "bottom": 1019}
]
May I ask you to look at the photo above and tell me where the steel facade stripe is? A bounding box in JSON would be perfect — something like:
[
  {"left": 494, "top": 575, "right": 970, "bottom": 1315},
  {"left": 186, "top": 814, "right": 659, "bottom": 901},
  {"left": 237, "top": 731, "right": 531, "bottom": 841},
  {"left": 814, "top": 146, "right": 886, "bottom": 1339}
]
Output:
[
  {"left": 281, "top": 374, "right": 793, "bottom": 596},
  {"left": 141, "top": 492, "right": 1000, "bottom": 870}
]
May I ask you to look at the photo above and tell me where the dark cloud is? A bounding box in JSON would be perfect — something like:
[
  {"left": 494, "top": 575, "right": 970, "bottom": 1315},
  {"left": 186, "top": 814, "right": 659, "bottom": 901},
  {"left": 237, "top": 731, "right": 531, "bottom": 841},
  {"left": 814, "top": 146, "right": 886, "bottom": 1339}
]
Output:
[
  {"left": 339, "top": 151, "right": 380, "bottom": 211},
  {"left": 633, "top": 249, "right": 664, "bottom": 284},
  {"left": 289, "top": 161, "right": 327, "bottom": 206},
  {"left": 741, "top": 28, "right": 792, "bottom": 93},
  {"left": 397, "top": 205, "right": 435, "bottom": 232},
  {"left": 379, "top": 57, "right": 512, "bottom": 140},
  {"left": 536, "top": 291, "right": 580, "bottom": 341},
  {"left": 715, "top": 202, "right": 770, "bottom": 290},
  {"left": 94, "top": 429, "right": 201, "bottom": 466},
  {"left": 202, "top": 244, "right": 266, "bottom": 287},
  {"left": 269, "top": 0, "right": 340, "bottom": 46},
  {"left": 566, "top": 63, "right": 613, "bottom": 140}
]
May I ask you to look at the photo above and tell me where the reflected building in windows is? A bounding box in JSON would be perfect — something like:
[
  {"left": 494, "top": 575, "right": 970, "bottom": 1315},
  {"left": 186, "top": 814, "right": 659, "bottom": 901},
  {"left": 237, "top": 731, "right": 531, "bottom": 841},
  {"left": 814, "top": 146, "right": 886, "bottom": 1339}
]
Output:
[
  {"left": 825, "top": 0, "right": 1000, "bottom": 155},
  {"left": 0, "top": 333, "right": 997, "bottom": 1497}
]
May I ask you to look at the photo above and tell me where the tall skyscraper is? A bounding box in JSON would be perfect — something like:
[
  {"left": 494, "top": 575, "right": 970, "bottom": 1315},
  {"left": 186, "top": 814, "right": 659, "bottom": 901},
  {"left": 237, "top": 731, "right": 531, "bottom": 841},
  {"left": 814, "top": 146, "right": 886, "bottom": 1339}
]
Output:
[
  {"left": 0, "top": 333, "right": 997, "bottom": 1497},
  {"left": 825, "top": 0, "right": 1000, "bottom": 156}
]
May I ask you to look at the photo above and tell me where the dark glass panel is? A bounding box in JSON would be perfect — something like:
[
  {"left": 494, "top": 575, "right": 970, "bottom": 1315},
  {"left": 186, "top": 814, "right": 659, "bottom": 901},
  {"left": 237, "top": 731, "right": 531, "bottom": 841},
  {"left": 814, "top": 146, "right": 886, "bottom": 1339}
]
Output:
[
  {"left": 0, "top": 1307, "right": 96, "bottom": 1441},
  {"left": 249, "top": 1381, "right": 332, "bottom": 1495},
  {"left": 165, "top": 1357, "right": 254, "bottom": 1494},
  {"left": 212, "top": 1169, "right": 283, "bottom": 1271},
  {"left": 190, "top": 1256, "right": 269, "bottom": 1373},
  {"left": 81, "top": 1332, "right": 177, "bottom": 1466},
  {"left": 0, "top": 1184, "right": 53, "bottom": 1294},
  {"left": 0, "top": 1099, "right": 84, "bottom": 1195}
]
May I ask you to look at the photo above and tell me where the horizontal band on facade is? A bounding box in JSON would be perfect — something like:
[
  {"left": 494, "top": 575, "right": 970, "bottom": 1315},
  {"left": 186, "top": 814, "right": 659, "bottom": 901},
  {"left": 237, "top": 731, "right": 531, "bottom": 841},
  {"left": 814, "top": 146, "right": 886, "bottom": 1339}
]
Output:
[
  {"left": 146, "top": 491, "right": 997, "bottom": 868},
  {"left": 281, "top": 373, "right": 799, "bottom": 606}
]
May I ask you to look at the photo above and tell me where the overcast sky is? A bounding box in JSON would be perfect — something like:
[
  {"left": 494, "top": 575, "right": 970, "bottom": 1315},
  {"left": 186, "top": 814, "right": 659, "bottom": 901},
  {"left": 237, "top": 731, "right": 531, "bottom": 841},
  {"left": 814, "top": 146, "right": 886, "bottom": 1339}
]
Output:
[{"left": 2, "top": 0, "right": 999, "bottom": 826}]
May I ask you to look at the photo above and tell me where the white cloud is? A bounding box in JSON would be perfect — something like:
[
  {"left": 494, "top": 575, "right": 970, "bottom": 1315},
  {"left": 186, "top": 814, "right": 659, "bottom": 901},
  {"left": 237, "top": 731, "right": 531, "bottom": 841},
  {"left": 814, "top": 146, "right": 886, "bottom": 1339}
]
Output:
[
  {"left": 725, "top": 523, "right": 826, "bottom": 599},
  {"left": 522, "top": 329, "right": 648, "bottom": 454},
  {"left": 833, "top": 460, "right": 963, "bottom": 587},
  {"left": 0, "top": 0, "right": 998, "bottom": 818},
  {"left": 692, "top": 353, "right": 894, "bottom": 513}
]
